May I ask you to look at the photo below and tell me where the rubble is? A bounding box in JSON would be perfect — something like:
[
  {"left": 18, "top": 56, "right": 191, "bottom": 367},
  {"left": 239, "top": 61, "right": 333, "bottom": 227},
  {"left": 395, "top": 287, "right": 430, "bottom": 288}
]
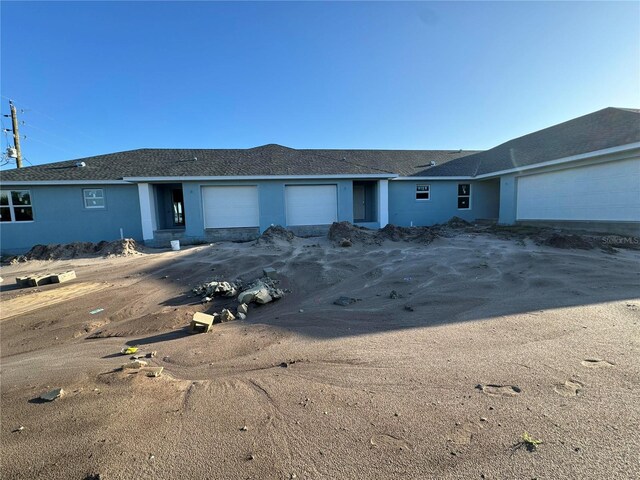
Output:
[
  {"left": 334, "top": 296, "right": 360, "bottom": 306},
  {"left": 192, "top": 280, "right": 240, "bottom": 300},
  {"left": 238, "top": 278, "right": 284, "bottom": 305},
  {"left": 237, "top": 303, "right": 248, "bottom": 315},
  {"left": 237, "top": 312, "right": 247, "bottom": 320},
  {"left": 40, "top": 388, "right": 64, "bottom": 401},
  {"left": 141, "top": 367, "right": 164, "bottom": 377},
  {"left": 122, "top": 360, "right": 148, "bottom": 369},
  {"left": 219, "top": 308, "right": 236, "bottom": 323}
]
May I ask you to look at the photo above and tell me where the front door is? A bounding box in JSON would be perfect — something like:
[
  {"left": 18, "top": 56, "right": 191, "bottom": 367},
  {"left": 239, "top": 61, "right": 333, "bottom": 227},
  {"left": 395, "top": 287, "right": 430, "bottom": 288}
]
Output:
[
  {"left": 353, "top": 185, "right": 365, "bottom": 221},
  {"left": 172, "top": 189, "right": 185, "bottom": 226}
]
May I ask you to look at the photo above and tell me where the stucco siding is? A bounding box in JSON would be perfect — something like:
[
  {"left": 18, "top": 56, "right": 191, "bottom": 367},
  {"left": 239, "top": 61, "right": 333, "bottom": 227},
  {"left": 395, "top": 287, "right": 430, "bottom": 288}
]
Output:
[
  {"left": 181, "top": 179, "right": 355, "bottom": 242},
  {"left": 0, "top": 184, "right": 143, "bottom": 254},
  {"left": 388, "top": 180, "right": 500, "bottom": 227}
]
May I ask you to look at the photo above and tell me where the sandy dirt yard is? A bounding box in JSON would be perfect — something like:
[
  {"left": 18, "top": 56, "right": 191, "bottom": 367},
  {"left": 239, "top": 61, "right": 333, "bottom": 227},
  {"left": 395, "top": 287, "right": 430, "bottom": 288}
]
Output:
[{"left": 1, "top": 229, "right": 639, "bottom": 479}]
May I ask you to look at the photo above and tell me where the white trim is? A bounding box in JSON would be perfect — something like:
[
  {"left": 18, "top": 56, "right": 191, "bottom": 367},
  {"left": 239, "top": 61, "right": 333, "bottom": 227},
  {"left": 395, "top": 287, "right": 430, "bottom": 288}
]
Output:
[
  {"left": 457, "top": 183, "right": 471, "bottom": 210},
  {"left": 0, "top": 180, "right": 130, "bottom": 186},
  {"left": 123, "top": 174, "right": 397, "bottom": 182},
  {"left": 137, "top": 183, "right": 157, "bottom": 241},
  {"left": 378, "top": 180, "right": 389, "bottom": 227},
  {"left": 393, "top": 176, "right": 473, "bottom": 181},
  {"left": 391, "top": 143, "right": 640, "bottom": 181},
  {"left": 415, "top": 184, "right": 431, "bottom": 201},
  {"left": 83, "top": 188, "right": 106, "bottom": 209},
  {"left": 0, "top": 188, "right": 34, "bottom": 223}
]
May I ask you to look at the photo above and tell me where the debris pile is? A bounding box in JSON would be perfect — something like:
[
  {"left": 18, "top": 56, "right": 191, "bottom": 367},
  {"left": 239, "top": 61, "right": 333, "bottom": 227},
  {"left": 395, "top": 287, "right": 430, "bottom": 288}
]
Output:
[
  {"left": 189, "top": 268, "right": 286, "bottom": 333},
  {"left": 255, "top": 225, "right": 296, "bottom": 245},
  {"left": 192, "top": 280, "right": 241, "bottom": 301},
  {"left": 238, "top": 278, "right": 285, "bottom": 305},
  {"left": 12, "top": 239, "right": 142, "bottom": 262}
]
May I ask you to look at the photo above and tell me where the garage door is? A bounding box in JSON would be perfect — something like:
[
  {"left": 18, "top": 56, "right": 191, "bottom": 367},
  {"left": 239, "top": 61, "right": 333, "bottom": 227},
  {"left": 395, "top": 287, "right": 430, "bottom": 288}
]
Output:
[
  {"left": 202, "top": 186, "right": 259, "bottom": 228},
  {"left": 516, "top": 158, "right": 640, "bottom": 221},
  {"left": 285, "top": 185, "right": 338, "bottom": 226}
]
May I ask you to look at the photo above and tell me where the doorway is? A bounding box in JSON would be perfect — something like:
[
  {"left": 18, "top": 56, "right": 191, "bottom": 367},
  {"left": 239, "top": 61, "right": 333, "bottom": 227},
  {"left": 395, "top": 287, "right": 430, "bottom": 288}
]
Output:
[{"left": 352, "top": 181, "right": 377, "bottom": 223}]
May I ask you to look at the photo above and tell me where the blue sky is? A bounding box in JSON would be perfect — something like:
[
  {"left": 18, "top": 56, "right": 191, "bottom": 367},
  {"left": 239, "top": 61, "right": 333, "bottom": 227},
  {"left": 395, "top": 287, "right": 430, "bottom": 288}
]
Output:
[{"left": 1, "top": 1, "right": 638, "bottom": 167}]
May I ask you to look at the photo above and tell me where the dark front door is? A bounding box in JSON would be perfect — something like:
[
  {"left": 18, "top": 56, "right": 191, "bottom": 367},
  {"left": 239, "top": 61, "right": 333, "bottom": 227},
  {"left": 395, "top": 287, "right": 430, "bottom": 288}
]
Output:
[{"left": 172, "top": 189, "right": 185, "bottom": 226}]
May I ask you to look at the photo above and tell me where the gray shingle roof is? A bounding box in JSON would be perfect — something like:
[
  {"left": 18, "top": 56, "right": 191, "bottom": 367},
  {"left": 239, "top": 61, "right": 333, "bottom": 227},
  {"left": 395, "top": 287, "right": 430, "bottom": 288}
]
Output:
[
  {"left": 423, "top": 107, "right": 640, "bottom": 177},
  {"left": 0, "top": 144, "right": 477, "bottom": 182},
  {"left": 1, "top": 107, "right": 636, "bottom": 182}
]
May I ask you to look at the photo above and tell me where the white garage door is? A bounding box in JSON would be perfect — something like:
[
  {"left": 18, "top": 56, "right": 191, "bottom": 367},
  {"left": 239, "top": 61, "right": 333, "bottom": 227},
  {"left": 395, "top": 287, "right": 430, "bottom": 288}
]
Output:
[
  {"left": 516, "top": 158, "right": 640, "bottom": 221},
  {"left": 285, "top": 185, "right": 338, "bottom": 226},
  {"left": 202, "top": 186, "right": 259, "bottom": 228}
]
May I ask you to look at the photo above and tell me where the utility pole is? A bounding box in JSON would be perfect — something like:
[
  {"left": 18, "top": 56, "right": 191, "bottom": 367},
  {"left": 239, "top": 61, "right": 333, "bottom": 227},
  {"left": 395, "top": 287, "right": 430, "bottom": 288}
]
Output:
[{"left": 9, "top": 100, "right": 23, "bottom": 168}]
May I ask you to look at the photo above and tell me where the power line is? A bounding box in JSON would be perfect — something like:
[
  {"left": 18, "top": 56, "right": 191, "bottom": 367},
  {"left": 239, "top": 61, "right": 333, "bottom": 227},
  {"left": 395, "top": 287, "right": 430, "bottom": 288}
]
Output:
[{"left": 1, "top": 95, "right": 96, "bottom": 142}]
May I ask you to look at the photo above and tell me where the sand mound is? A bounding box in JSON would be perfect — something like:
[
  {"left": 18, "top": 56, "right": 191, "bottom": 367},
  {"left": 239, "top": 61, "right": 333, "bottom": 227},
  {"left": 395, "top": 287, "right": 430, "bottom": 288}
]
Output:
[
  {"left": 255, "top": 225, "right": 295, "bottom": 245},
  {"left": 17, "top": 238, "right": 143, "bottom": 261}
]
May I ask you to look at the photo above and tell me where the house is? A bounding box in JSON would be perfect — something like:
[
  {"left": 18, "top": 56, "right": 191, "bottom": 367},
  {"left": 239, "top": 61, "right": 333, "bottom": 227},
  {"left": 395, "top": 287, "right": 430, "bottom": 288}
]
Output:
[{"left": 1, "top": 107, "right": 638, "bottom": 254}]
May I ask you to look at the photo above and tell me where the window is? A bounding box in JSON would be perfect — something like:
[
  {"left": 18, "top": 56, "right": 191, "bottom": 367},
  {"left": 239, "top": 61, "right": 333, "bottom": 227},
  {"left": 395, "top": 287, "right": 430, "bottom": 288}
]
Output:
[
  {"left": 83, "top": 188, "right": 105, "bottom": 209},
  {"left": 457, "top": 183, "right": 471, "bottom": 209},
  {"left": 416, "top": 184, "right": 430, "bottom": 200},
  {"left": 0, "top": 190, "right": 34, "bottom": 222}
]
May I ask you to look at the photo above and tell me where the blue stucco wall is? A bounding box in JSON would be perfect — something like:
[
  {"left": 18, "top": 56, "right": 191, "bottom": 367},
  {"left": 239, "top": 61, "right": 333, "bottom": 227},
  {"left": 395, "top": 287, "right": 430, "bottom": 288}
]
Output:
[
  {"left": 388, "top": 179, "right": 500, "bottom": 226},
  {"left": 498, "top": 174, "right": 517, "bottom": 224},
  {"left": 181, "top": 179, "right": 355, "bottom": 241},
  {"left": 0, "top": 184, "right": 143, "bottom": 254}
]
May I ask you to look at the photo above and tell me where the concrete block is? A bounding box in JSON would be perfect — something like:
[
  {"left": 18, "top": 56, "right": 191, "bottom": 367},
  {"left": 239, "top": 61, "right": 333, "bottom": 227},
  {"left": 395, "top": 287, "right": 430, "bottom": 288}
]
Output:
[
  {"left": 40, "top": 388, "right": 64, "bottom": 401},
  {"left": 122, "top": 360, "right": 148, "bottom": 369},
  {"left": 141, "top": 367, "right": 164, "bottom": 377},
  {"left": 263, "top": 267, "right": 278, "bottom": 279},
  {"left": 190, "top": 312, "right": 214, "bottom": 333},
  {"left": 50, "top": 270, "right": 76, "bottom": 283},
  {"left": 16, "top": 274, "right": 52, "bottom": 288}
]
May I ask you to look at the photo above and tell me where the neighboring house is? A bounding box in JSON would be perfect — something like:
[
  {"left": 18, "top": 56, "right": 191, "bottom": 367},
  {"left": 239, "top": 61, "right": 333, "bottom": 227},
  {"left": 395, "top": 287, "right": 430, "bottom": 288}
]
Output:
[{"left": 1, "top": 107, "right": 638, "bottom": 254}]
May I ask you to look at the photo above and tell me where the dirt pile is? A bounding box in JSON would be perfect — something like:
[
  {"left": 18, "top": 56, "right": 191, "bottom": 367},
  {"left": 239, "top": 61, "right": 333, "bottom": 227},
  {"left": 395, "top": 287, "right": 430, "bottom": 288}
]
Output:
[
  {"left": 378, "top": 224, "right": 439, "bottom": 244},
  {"left": 328, "top": 222, "right": 379, "bottom": 245},
  {"left": 444, "top": 216, "right": 472, "bottom": 228},
  {"left": 480, "top": 224, "right": 640, "bottom": 252},
  {"left": 14, "top": 239, "right": 143, "bottom": 262},
  {"left": 541, "top": 233, "right": 594, "bottom": 250},
  {"left": 255, "top": 225, "right": 295, "bottom": 245},
  {"left": 328, "top": 221, "right": 439, "bottom": 246}
]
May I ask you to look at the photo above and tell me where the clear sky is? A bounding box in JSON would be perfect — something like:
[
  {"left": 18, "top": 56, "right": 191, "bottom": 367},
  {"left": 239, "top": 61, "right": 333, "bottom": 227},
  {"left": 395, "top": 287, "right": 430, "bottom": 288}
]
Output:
[{"left": 1, "top": 1, "right": 638, "bottom": 167}]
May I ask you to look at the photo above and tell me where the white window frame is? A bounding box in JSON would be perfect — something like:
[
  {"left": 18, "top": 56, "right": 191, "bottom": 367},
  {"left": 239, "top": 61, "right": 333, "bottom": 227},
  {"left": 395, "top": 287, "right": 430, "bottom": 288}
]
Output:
[
  {"left": 457, "top": 183, "right": 471, "bottom": 210},
  {"left": 415, "top": 184, "right": 430, "bottom": 201},
  {"left": 83, "top": 188, "right": 106, "bottom": 209},
  {"left": 0, "top": 189, "right": 34, "bottom": 222}
]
